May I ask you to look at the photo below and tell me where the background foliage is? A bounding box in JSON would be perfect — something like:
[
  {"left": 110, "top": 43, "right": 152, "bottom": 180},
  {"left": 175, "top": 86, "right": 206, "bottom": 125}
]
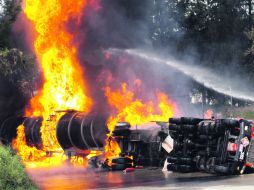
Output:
[{"left": 0, "top": 146, "right": 37, "bottom": 190}]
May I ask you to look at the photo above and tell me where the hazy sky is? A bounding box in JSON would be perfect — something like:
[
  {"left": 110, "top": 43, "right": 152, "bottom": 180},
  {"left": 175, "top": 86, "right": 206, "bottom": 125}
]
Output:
[{"left": 0, "top": 1, "right": 3, "bottom": 15}]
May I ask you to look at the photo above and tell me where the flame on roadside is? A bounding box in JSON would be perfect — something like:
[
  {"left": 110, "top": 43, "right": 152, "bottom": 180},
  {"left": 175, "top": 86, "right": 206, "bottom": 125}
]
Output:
[
  {"left": 204, "top": 109, "right": 214, "bottom": 119},
  {"left": 104, "top": 82, "right": 177, "bottom": 161},
  {"left": 12, "top": 0, "right": 93, "bottom": 167}
]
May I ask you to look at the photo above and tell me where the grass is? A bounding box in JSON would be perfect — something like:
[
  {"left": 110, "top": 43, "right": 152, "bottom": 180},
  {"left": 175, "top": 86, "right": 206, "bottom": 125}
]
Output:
[
  {"left": 236, "top": 111, "right": 254, "bottom": 120},
  {"left": 224, "top": 106, "right": 254, "bottom": 120},
  {"left": 0, "top": 146, "right": 37, "bottom": 190}
]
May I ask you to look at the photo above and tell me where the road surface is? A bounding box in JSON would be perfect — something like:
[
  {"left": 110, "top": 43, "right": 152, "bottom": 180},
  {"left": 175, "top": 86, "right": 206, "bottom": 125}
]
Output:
[{"left": 27, "top": 166, "right": 254, "bottom": 190}]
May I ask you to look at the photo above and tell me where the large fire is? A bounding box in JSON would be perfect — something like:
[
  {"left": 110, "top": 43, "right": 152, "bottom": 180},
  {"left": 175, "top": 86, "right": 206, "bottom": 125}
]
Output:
[
  {"left": 12, "top": 1, "right": 177, "bottom": 168},
  {"left": 13, "top": 0, "right": 92, "bottom": 166},
  {"left": 104, "top": 82, "right": 177, "bottom": 160}
]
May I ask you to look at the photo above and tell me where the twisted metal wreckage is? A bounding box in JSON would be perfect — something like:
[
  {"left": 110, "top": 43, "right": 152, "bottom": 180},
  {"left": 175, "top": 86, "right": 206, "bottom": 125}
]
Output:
[{"left": 1, "top": 113, "right": 254, "bottom": 175}]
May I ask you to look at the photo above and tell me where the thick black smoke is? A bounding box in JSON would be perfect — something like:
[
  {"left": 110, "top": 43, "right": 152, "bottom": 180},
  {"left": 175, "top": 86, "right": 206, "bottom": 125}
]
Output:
[{"left": 71, "top": 0, "right": 195, "bottom": 115}]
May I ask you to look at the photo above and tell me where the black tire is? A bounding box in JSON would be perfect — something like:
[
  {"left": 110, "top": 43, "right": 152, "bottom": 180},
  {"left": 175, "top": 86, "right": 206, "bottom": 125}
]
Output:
[
  {"left": 167, "top": 164, "right": 194, "bottom": 172},
  {"left": 220, "top": 119, "right": 239, "bottom": 128},
  {"left": 0, "top": 116, "right": 24, "bottom": 144},
  {"left": 169, "top": 118, "right": 181, "bottom": 125},
  {"left": 111, "top": 163, "right": 133, "bottom": 171},
  {"left": 198, "top": 135, "right": 208, "bottom": 139},
  {"left": 180, "top": 157, "right": 193, "bottom": 165},
  {"left": 181, "top": 124, "right": 197, "bottom": 132},
  {"left": 214, "top": 165, "right": 230, "bottom": 174},
  {"left": 173, "top": 141, "right": 183, "bottom": 151},
  {"left": 179, "top": 165, "right": 195, "bottom": 173},
  {"left": 169, "top": 124, "right": 181, "bottom": 131},
  {"left": 112, "top": 157, "right": 133, "bottom": 164},
  {"left": 167, "top": 156, "right": 178, "bottom": 163},
  {"left": 181, "top": 117, "right": 203, "bottom": 125},
  {"left": 167, "top": 164, "right": 179, "bottom": 171}
]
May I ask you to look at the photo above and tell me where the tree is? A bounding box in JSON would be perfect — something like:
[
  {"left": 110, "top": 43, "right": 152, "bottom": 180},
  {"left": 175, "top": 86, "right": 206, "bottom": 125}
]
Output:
[
  {"left": 246, "top": 27, "right": 254, "bottom": 61},
  {"left": 151, "top": 0, "right": 253, "bottom": 67},
  {"left": 0, "top": 0, "right": 21, "bottom": 48},
  {"left": 0, "top": 48, "right": 37, "bottom": 96},
  {"left": 0, "top": 49, "right": 38, "bottom": 119}
]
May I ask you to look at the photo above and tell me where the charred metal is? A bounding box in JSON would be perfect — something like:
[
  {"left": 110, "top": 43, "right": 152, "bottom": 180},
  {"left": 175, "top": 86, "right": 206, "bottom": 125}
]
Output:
[{"left": 0, "top": 113, "right": 254, "bottom": 175}]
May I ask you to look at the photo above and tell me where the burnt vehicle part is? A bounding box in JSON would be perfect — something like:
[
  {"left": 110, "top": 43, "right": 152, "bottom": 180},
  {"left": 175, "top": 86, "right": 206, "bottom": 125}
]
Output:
[
  {"left": 23, "top": 117, "right": 43, "bottom": 149},
  {"left": 167, "top": 117, "right": 254, "bottom": 174},
  {"left": 0, "top": 116, "right": 43, "bottom": 149},
  {"left": 0, "top": 116, "right": 25, "bottom": 144},
  {"left": 112, "top": 122, "right": 169, "bottom": 167},
  {"left": 56, "top": 111, "right": 108, "bottom": 152}
]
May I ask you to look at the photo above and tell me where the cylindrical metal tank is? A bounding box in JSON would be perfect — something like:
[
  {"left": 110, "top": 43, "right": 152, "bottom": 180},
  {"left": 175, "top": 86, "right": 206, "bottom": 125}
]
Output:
[
  {"left": 56, "top": 111, "right": 108, "bottom": 150},
  {"left": 23, "top": 117, "right": 43, "bottom": 149},
  {"left": 0, "top": 116, "right": 25, "bottom": 144}
]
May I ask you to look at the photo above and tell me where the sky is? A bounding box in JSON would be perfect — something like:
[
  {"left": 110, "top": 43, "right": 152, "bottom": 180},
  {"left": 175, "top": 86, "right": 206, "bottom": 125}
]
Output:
[{"left": 0, "top": 1, "right": 3, "bottom": 15}]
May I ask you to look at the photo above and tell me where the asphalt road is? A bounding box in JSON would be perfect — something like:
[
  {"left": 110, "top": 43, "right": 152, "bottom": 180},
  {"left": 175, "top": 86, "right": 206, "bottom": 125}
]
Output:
[{"left": 27, "top": 166, "right": 254, "bottom": 190}]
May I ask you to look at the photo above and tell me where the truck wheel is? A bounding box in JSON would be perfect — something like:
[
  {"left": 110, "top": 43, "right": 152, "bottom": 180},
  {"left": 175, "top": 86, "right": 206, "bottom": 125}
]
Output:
[
  {"left": 214, "top": 165, "right": 230, "bottom": 174},
  {"left": 180, "top": 157, "right": 193, "bottom": 165},
  {"left": 181, "top": 125, "right": 197, "bottom": 132},
  {"left": 169, "top": 124, "right": 181, "bottom": 131},
  {"left": 169, "top": 118, "right": 181, "bottom": 125},
  {"left": 179, "top": 165, "right": 195, "bottom": 172},
  {"left": 112, "top": 157, "right": 133, "bottom": 164},
  {"left": 111, "top": 163, "right": 133, "bottom": 171},
  {"left": 167, "top": 156, "right": 178, "bottom": 163},
  {"left": 181, "top": 117, "right": 203, "bottom": 125},
  {"left": 220, "top": 119, "right": 239, "bottom": 127},
  {"left": 167, "top": 164, "right": 179, "bottom": 171}
]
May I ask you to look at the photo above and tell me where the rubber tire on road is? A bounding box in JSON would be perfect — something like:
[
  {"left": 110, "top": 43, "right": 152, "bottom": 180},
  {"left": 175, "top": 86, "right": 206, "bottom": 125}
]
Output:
[
  {"left": 180, "top": 157, "right": 193, "bottom": 165},
  {"left": 167, "top": 164, "right": 179, "bottom": 171},
  {"left": 111, "top": 163, "right": 133, "bottom": 171},
  {"left": 179, "top": 165, "right": 195, "bottom": 173},
  {"left": 112, "top": 157, "right": 133, "bottom": 164},
  {"left": 167, "top": 156, "right": 178, "bottom": 163},
  {"left": 214, "top": 165, "right": 230, "bottom": 174}
]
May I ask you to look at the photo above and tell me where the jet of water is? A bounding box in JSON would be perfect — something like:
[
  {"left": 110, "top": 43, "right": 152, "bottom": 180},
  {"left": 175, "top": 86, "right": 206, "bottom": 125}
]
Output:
[{"left": 107, "top": 48, "right": 254, "bottom": 102}]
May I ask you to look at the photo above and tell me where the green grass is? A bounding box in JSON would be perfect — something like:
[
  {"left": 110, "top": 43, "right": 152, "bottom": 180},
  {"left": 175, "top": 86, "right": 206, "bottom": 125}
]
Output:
[
  {"left": 236, "top": 111, "right": 254, "bottom": 120},
  {"left": 0, "top": 146, "right": 37, "bottom": 190}
]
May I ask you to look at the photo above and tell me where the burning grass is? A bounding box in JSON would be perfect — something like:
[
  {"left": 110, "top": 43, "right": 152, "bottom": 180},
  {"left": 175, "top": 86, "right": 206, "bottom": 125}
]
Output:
[{"left": 0, "top": 146, "right": 37, "bottom": 189}]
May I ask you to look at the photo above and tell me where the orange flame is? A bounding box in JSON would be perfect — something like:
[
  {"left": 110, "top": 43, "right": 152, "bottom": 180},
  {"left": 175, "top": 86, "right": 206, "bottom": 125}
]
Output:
[
  {"left": 105, "top": 83, "right": 177, "bottom": 134},
  {"left": 12, "top": 125, "right": 65, "bottom": 168},
  {"left": 13, "top": 0, "right": 92, "bottom": 166},
  {"left": 204, "top": 109, "right": 214, "bottom": 119},
  {"left": 104, "top": 136, "right": 121, "bottom": 166},
  {"left": 104, "top": 82, "right": 177, "bottom": 160}
]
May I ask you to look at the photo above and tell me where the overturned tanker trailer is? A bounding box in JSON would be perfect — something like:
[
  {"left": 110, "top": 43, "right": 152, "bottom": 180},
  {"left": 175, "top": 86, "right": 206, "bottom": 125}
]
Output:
[
  {"left": 0, "top": 111, "right": 108, "bottom": 152},
  {"left": 0, "top": 116, "right": 25, "bottom": 144},
  {"left": 0, "top": 111, "right": 169, "bottom": 169},
  {"left": 56, "top": 111, "right": 108, "bottom": 156},
  {"left": 3, "top": 111, "right": 254, "bottom": 175}
]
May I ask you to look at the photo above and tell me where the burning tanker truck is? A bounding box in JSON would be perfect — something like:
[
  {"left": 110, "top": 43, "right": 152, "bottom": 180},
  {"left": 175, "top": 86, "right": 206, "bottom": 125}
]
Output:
[{"left": 1, "top": 112, "right": 254, "bottom": 175}]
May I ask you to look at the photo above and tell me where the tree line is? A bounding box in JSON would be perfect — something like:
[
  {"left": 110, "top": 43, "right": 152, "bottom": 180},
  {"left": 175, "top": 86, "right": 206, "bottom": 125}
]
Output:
[
  {"left": 0, "top": 0, "right": 36, "bottom": 119},
  {"left": 151, "top": 0, "right": 254, "bottom": 72},
  {"left": 0, "top": 0, "right": 254, "bottom": 117}
]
